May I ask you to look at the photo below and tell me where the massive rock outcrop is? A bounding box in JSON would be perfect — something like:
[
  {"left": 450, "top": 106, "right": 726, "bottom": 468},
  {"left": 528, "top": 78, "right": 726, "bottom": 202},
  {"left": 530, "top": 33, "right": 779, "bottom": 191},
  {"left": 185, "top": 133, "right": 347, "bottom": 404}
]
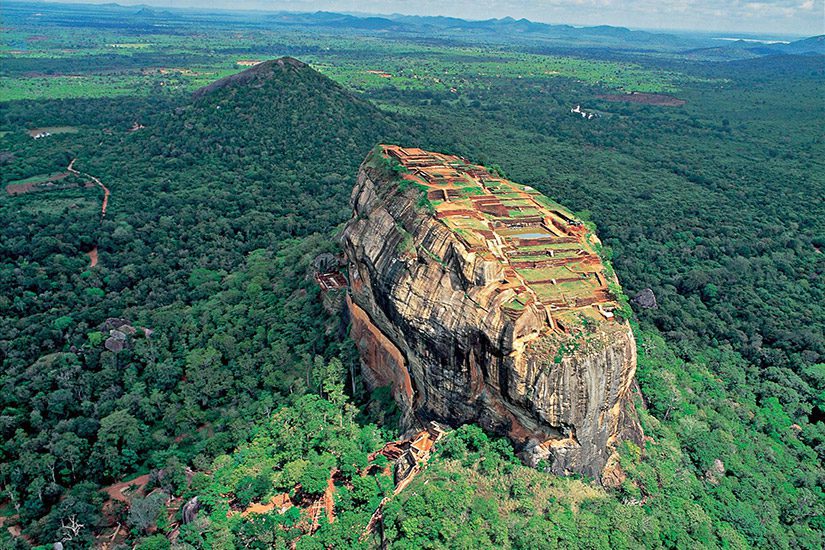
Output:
[{"left": 342, "top": 145, "right": 643, "bottom": 480}]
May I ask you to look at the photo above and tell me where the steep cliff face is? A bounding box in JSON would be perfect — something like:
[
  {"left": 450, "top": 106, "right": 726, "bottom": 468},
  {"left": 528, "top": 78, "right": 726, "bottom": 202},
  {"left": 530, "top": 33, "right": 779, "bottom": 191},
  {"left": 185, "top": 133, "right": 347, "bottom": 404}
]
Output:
[{"left": 342, "top": 146, "right": 643, "bottom": 480}]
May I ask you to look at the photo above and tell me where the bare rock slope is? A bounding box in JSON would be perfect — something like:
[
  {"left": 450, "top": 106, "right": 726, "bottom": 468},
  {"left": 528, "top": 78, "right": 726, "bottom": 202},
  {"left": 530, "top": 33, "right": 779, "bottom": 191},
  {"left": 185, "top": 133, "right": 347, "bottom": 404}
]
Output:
[{"left": 342, "top": 145, "right": 643, "bottom": 480}]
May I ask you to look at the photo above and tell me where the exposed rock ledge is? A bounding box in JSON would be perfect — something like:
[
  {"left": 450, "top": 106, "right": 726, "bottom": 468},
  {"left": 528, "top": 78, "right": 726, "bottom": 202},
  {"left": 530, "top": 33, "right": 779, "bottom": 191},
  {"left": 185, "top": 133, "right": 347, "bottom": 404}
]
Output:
[{"left": 342, "top": 146, "right": 643, "bottom": 481}]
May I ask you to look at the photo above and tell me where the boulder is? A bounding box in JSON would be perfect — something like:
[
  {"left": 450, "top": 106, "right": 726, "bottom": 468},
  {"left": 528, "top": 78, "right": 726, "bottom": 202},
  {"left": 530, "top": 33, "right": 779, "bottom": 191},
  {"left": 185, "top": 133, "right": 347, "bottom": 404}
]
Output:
[
  {"left": 704, "top": 458, "right": 725, "bottom": 485},
  {"left": 312, "top": 252, "right": 339, "bottom": 274},
  {"left": 342, "top": 146, "right": 644, "bottom": 480},
  {"left": 631, "top": 288, "right": 657, "bottom": 309},
  {"left": 182, "top": 496, "right": 200, "bottom": 524},
  {"left": 104, "top": 330, "right": 128, "bottom": 353},
  {"left": 101, "top": 317, "right": 130, "bottom": 332}
]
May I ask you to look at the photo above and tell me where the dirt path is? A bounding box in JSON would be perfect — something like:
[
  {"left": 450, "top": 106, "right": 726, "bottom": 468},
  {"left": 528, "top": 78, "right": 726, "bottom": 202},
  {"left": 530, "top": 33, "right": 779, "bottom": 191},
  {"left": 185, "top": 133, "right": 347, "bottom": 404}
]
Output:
[
  {"left": 324, "top": 475, "right": 336, "bottom": 523},
  {"left": 103, "top": 474, "right": 149, "bottom": 504},
  {"left": 87, "top": 247, "right": 98, "bottom": 268},
  {"left": 68, "top": 158, "right": 110, "bottom": 218},
  {"left": 241, "top": 493, "right": 292, "bottom": 517},
  {"left": 68, "top": 158, "right": 109, "bottom": 269},
  {"left": 5, "top": 172, "right": 70, "bottom": 195}
]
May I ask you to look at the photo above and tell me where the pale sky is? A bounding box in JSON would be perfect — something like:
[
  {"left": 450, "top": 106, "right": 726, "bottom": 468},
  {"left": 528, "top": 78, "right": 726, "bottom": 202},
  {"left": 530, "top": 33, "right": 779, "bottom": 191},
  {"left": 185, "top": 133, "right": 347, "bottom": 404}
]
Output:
[{"left": 56, "top": 1, "right": 825, "bottom": 36}]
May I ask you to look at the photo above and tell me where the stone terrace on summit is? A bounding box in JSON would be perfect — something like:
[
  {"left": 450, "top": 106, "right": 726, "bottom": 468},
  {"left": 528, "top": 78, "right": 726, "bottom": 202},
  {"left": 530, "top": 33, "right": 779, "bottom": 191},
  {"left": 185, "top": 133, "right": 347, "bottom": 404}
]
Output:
[{"left": 383, "top": 145, "right": 618, "bottom": 333}]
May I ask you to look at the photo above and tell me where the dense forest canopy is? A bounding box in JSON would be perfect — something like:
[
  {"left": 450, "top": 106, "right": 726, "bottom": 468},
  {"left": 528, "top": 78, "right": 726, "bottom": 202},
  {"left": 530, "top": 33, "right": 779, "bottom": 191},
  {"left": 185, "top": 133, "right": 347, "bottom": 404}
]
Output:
[
  {"left": 1, "top": 3, "right": 823, "bottom": 548},
  {"left": 0, "top": 57, "right": 410, "bottom": 546}
]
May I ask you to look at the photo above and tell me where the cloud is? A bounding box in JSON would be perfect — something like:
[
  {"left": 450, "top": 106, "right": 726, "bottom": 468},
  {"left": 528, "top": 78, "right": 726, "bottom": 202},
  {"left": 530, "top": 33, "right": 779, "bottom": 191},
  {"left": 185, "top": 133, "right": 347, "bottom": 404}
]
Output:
[{"left": 744, "top": 2, "right": 791, "bottom": 15}]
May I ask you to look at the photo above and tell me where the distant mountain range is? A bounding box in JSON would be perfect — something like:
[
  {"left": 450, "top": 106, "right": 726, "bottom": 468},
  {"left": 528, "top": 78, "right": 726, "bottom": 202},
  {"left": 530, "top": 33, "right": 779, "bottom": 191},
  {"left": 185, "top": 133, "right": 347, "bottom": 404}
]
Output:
[
  {"left": 253, "top": 11, "right": 824, "bottom": 53},
  {"left": 781, "top": 34, "right": 825, "bottom": 54},
  {"left": 7, "top": 2, "right": 824, "bottom": 57},
  {"left": 683, "top": 34, "right": 825, "bottom": 59}
]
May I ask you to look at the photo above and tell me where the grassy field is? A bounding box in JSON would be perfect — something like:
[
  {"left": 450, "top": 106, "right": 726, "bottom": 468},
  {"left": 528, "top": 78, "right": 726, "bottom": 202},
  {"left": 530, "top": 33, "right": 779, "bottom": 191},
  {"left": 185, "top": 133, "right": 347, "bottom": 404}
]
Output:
[
  {"left": 6, "top": 172, "right": 68, "bottom": 186},
  {"left": 0, "top": 20, "right": 715, "bottom": 102},
  {"left": 18, "top": 195, "right": 98, "bottom": 215}
]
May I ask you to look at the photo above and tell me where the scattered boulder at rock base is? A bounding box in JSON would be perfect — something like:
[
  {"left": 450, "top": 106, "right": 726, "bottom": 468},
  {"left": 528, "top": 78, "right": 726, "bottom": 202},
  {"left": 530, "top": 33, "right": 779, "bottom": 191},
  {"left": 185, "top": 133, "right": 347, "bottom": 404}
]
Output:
[{"left": 631, "top": 288, "right": 658, "bottom": 309}]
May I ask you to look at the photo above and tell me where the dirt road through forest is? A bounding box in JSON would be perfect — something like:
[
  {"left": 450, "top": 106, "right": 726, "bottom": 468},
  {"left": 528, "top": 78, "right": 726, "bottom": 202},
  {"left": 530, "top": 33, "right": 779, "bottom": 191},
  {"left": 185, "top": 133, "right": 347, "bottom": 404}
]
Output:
[{"left": 68, "top": 158, "right": 110, "bottom": 218}]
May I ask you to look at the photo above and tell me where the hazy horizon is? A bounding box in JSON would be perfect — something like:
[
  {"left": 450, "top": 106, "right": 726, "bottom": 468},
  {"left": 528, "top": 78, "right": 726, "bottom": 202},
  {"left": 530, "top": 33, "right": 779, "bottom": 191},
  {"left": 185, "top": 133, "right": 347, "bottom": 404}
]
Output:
[{"left": 31, "top": 0, "right": 825, "bottom": 36}]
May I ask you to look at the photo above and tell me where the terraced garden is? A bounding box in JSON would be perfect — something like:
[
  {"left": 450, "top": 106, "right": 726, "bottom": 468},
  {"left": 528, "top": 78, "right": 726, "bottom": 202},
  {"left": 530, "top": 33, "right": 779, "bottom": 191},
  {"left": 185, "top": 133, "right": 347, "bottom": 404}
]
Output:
[{"left": 382, "top": 145, "right": 622, "bottom": 333}]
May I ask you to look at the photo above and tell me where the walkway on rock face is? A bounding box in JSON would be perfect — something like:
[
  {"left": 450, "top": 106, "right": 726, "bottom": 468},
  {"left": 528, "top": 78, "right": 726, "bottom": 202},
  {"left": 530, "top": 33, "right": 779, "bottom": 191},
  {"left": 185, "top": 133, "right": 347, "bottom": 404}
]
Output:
[{"left": 361, "top": 424, "right": 447, "bottom": 542}]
